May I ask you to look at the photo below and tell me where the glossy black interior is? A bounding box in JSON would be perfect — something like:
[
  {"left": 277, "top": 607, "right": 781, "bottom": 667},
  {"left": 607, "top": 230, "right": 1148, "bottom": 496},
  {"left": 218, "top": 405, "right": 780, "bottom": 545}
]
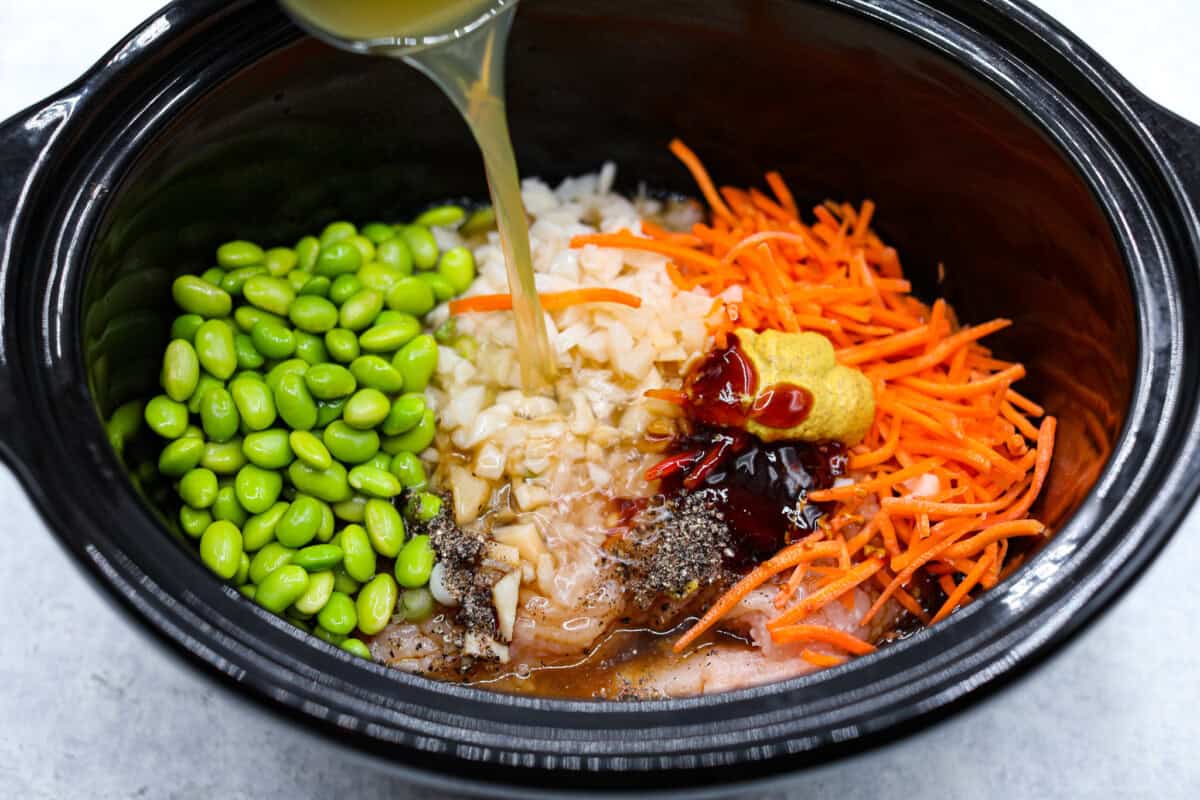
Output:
[{"left": 86, "top": 0, "right": 1130, "bottom": 533}]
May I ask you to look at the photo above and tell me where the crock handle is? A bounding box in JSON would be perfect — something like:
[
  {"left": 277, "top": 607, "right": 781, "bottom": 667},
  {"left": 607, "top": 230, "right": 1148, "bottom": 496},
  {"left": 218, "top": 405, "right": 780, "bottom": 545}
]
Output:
[
  {"left": 0, "top": 97, "right": 72, "bottom": 467},
  {"left": 1139, "top": 100, "right": 1200, "bottom": 224}
]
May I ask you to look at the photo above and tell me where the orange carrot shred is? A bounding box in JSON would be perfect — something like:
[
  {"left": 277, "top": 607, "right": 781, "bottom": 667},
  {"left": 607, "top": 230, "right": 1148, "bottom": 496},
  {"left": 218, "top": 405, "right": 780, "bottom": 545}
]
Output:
[{"left": 565, "top": 141, "right": 1056, "bottom": 664}]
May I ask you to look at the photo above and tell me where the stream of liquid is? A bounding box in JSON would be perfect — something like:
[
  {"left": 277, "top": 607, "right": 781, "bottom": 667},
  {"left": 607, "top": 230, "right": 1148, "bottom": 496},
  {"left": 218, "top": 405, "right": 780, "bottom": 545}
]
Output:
[{"left": 281, "top": 0, "right": 556, "bottom": 389}]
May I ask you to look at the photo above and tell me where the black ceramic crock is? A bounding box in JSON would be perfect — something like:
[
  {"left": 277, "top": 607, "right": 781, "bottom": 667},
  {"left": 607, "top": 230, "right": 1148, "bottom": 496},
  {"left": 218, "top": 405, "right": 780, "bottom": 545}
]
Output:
[{"left": 2, "top": 0, "right": 1199, "bottom": 795}]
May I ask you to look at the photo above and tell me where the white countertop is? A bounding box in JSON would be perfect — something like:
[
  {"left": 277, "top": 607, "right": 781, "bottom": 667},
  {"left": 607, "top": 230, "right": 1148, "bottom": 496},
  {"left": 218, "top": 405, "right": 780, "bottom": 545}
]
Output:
[{"left": 1, "top": 2, "right": 1198, "bottom": 797}]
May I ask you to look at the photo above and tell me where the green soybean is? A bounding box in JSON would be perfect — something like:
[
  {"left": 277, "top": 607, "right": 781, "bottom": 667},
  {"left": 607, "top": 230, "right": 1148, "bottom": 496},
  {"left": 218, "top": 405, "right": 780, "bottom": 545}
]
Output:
[
  {"left": 400, "top": 225, "right": 439, "bottom": 270},
  {"left": 338, "top": 289, "right": 383, "bottom": 331},
  {"left": 364, "top": 499, "right": 405, "bottom": 558},
  {"left": 194, "top": 320, "right": 237, "bottom": 380},
  {"left": 417, "top": 272, "right": 456, "bottom": 303},
  {"left": 304, "top": 363, "right": 357, "bottom": 400},
  {"left": 158, "top": 436, "right": 205, "bottom": 476},
  {"left": 265, "top": 247, "right": 298, "bottom": 277},
  {"left": 313, "top": 626, "right": 346, "bottom": 646},
  {"left": 287, "top": 269, "right": 313, "bottom": 292},
  {"left": 461, "top": 206, "right": 497, "bottom": 236},
  {"left": 395, "top": 535, "right": 435, "bottom": 588},
  {"left": 315, "top": 397, "right": 349, "bottom": 428},
  {"left": 161, "top": 339, "right": 200, "bottom": 402},
  {"left": 235, "top": 464, "right": 283, "bottom": 514},
  {"left": 315, "top": 241, "right": 362, "bottom": 277},
  {"left": 250, "top": 318, "right": 296, "bottom": 360},
  {"left": 343, "top": 388, "right": 390, "bottom": 429},
  {"left": 349, "top": 355, "right": 404, "bottom": 393},
  {"left": 289, "top": 429, "right": 332, "bottom": 470},
  {"left": 219, "top": 265, "right": 267, "bottom": 296},
  {"left": 393, "top": 335, "right": 438, "bottom": 392},
  {"left": 323, "top": 421, "right": 380, "bottom": 464},
  {"left": 274, "top": 373, "right": 318, "bottom": 431},
  {"left": 248, "top": 542, "right": 295, "bottom": 584},
  {"left": 380, "top": 394, "right": 425, "bottom": 437},
  {"left": 384, "top": 277, "right": 435, "bottom": 317},
  {"left": 332, "top": 495, "right": 369, "bottom": 523},
  {"left": 367, "top": 452, "right": 393, "bottom": 473},
  {"left": 173, "top": 275, "right": 232, "bottom": 318},
  {"left": 242, "top": 429, "right": 293, "bottom": 469},
  {"left": 332, "top": 567, "right": 360, "bottom": 595},
  {"left": 287, "top": 460, "right": 352, "bottom": 503},
  {"left": 356, "top": 262, "right": 400, "bottom": 294},
  {"left": 299, "top": 275, "right": 332, "bottom": 298},
  {"left": 289, "top": 295, "right": 339, "bottom": 333},
  {"left": 376, "top": 237, "right": 413, "bottom": 274},
  {"left": 179, "top": 505, "right": 212, "bottom": 538},
  {"left": 201, "top": 438, "right": 247, "bottom": 474},
  {"left": 256, "top": 564, "right": 310, "bottom": 613},
  {"left": 292, "top": 570, "right": 335, "bottom": 615},
  {"left": 235, "top": 552, "right": 251, "bottom": 585},
  {"left": 199, "top": 520, "right": 243, "bottom": 580},
  {"left": 187, "top": 373, "right": 224, "bottom": 414},
  {"left": 234, "top": 305, "right": 283, "bottom": 334},
  {"left": 234, "top": 333, "right": 265, "bottom": 369},
  {"left": 243, "top": 501, "right": 289, "bottom": 551},
  {"left": 230, "top": 377, "right": 276, "bottom": 431},
  {"left": 348, "top": 235, "right": 376, "bottom": 265},
  {"left": 382, "top": 408, "right": 435, "bottom": 454},
  {"left": 340, "top": 638, "right": 372, "bottom": 659},
  {"left": 324, "top": 328, "right": 360, "bottom": 363},
  {"left": 360, "top": 222, "right": 396, "bottom": 244},
  {"left": 295, "top": 236, "right": 320, "bottom": 271},
  {"left": 329, "top": 274, "right": 364, "bottom": 306},
  {"left": 171, "top": 314, "right": 204, "bottom": 342},
  {"left": 320, "top": 221, "right": 357, "bottom": 247},
  {"left": 179, "top": 467, "right": 219, "bottom": 508},
  {"left": 401, "top": 587, "right": 435, "bottom": 623},
  {"left": 389, "top": 451, "right": 427, "bottom": 489},
  {"left": 436, "top": 246, "right": 476, "bottom": 293},
  {"left": 292, "top": 544, "right": 343, "bottom": 572},
  {"left": 265, "top": 358, "right": 307, "bottom": 394},
  {"left": 276, "top": 493, "right": 324, "bottom": 548},
  {"left": 293, "top": 330, "right": 329, "bottom": 365},
  {"left": 145, "top": 395, "right": 189, "bottom": 439},
  {"left": 359, "top": 317, "right": 420, "bottom": 353},
  {"left": 212, "top": 485, "right": 248, "bottom": 526},
  {"left": 349, "top": 465, "right": 403, "bottom": 498},
  {"left": 199, "top": 386, "right": 240, "bottom": 443},
  {"left": 200, "top": 267, "right": 226, "bottom": 286},
  {"left": 356, "top": 574, "right": 398, "bottom": 635},
  {"left": 238, "top": 584, "right": 257, "bottom": 600},
  {"left": 316, "top": 499, "right": 336, "bottom": 543},
  {"left": 404, "top": 492, "right": 443, "bottom": 523},
  {"left": 242, "top": 275, "right": 296, "bottom": 316},
  {"left": 106, "top": 399, "right": 144, "bottom": 451},
  {"left": 217, "top": 240, "right": 264, "bottom": 269},
  {"left": 317, "top": 591, "right": 358, "bottom": 635},
  {"left": 415, "top": 205, "right": 465, "bottom": 228}
]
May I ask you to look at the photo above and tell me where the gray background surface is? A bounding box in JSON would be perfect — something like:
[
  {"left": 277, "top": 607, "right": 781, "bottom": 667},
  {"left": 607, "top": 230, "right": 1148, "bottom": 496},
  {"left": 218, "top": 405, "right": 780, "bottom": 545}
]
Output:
[{"left": 1, "top": 1, "right": 1198, "bottom": 798}]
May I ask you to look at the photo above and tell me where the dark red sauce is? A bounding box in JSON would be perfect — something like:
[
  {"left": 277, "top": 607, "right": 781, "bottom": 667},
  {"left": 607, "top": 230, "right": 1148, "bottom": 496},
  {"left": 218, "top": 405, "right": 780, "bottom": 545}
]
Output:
[
  {"left": 659, "top": 429, "right": 846, "bottom": 563},
  {"left": 749, "top": 382, "right": 815, "bottom": 428},
  {"left": 682, "top": 338, "right": 815, "bottom": 432},
  {"left": 636, "top": 334, "right": 843, "bottom": 564},
  {"left": 682, "top": 340, "right": 757, "bottom": 427}
]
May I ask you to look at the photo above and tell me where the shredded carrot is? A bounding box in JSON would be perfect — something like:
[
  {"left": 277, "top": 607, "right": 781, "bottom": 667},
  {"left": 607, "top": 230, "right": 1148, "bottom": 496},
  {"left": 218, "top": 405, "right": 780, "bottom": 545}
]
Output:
[
  {"left": 449, "top": 288, "right": 642, "bottom": 315},
  {"left": 672, "top": 541, "right": 841, "bottom": 653},
  {"left": 770, "top": 624, "right": 876, "bottom": 655},
  {"left": 570, "top": 142, "right": 1058, "bottom": 666},
  {"left": 800, "top": 649, "right": 847, "bottom": 668}
]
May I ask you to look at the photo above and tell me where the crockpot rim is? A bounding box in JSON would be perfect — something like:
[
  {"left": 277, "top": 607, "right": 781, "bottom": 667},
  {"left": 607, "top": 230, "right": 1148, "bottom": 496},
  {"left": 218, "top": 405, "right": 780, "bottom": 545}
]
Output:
[{"left": 1, "top": 0, "right": 1198, "bottom": 791}]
